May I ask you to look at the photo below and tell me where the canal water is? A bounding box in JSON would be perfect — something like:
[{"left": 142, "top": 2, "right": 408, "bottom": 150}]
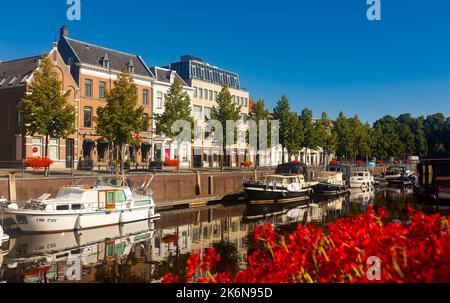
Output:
[{"left": 0, "top": 187, "right": 448, "bottom": 283}]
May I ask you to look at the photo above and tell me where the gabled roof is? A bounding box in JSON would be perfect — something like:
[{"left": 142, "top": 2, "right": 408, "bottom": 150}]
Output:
[
  {"left": 62, "top": 36, "right": 153, "bottom": 78},
  {"left": 150, "top": 66, "right": 189, "bottom": 87},
  {"left": 0, "top": 55, "right": 41, "bottom": 89}
]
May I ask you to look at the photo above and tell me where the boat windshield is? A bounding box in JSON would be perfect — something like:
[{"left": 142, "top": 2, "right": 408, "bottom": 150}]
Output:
[
  {"left": 387, "top": 167, "right": 407, "bottom": 174},
  {"left": 56, "top": 188, "right": 84, "bottom": 200}
]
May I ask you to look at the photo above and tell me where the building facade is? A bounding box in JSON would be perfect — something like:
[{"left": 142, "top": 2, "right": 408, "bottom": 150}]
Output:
[
  {"left": 168, "top": 56, "right": 253, "bottom": 168},
  {"left": 0, "top": 43, "right": 80, "bottom": 169},
  {"left": 57, "top": 26, "right": 154, "bottom": 168},
  {"left": 149, "top": 67, "right": 194, "bottom": 168}
]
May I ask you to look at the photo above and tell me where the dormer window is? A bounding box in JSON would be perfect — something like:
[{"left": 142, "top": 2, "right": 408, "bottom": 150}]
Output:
[
  {"left": 127, "top": 60, "right": 134, "bottom": 73},
  {"left": 0, "top": 78, "right": 5, "bottom": 86},
  {"left": 101, "top": 54, "right": 110, "bottom": 68},
  {"left": 9, "top": 77, "right": 16, "bottom": 85}
]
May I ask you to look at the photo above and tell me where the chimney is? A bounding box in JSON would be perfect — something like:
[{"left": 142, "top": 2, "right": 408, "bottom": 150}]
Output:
[{"left": 60, "top": 25, "right": 69, "bottom": 38}]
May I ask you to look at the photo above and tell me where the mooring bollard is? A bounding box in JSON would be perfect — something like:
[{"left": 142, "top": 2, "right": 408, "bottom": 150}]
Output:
[
  {"left": 208, "top": 175, "right": 214, "bottom": 195},
  {"left": 8, "top": 171, "right": 17, "bottom": 203}
]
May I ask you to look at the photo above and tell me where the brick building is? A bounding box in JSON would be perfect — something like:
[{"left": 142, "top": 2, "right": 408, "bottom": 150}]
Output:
[
  {"left": 57, "top": 26, "right": 154, "bottom": 167},
  {"left": 0, "top": 42, "right": 80, "bottom": 169}
]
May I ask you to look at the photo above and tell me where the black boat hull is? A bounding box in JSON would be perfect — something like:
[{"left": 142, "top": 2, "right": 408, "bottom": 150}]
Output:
[
  {"left": 313, "top": 182, "right": 348, "bottom": 196},
  {"left": 244, "top": 183, "right": 312, "bottom": 205}
]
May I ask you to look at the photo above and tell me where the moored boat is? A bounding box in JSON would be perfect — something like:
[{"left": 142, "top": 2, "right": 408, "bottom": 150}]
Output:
[
  {"left": 2, "top": 178, "right": 160, "bottom": 233},
  {"left": 383, "top": 165, "right": 416, "bottom": 186},
  {"left": 1, "top": 225, "right": 9, "bottom": 253},
  {"left": 244, "top": 174, "right": 316, "bottom": 205},
  {"left": 349, "top": 168, "right": 375, "bottom": 189},
  {"left": 313, "top": 171, "right": 348, "bottom": 196}
]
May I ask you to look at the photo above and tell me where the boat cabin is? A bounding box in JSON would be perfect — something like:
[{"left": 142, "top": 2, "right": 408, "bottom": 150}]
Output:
[
  {"left": 275, "top": 163, "right": 308, "bottom": 180},
  {"left": 262, "top": 175, "right": 305, "bottom": 189},
  {"left": 386, "top": 166, "right": 411, "bottom": 176},
  {"left": 23, "top": 185, "right": 140, "bottom": 212}
]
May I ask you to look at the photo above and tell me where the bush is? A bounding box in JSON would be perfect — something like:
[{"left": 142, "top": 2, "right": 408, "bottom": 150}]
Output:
[{"left": 163, "top": 207, "right": 450, "bottom": 283}]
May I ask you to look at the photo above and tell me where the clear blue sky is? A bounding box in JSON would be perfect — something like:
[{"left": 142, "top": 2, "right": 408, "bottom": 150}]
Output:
[{"left": 1, "top": 0, "right": 450, "bottom": 123}]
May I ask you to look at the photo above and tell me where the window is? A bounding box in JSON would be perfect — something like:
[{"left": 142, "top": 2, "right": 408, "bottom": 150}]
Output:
[
  {"left": 214, "top": 91, "right": 218, "bottom": 101},
  {"left": 198, "top": 88, "right": 203, "bottom": 99},
  {"left": 143, "top": 89, "right": 149, "bottom": 105},
  {"left": 56, "top": 205, "right": 70, "bottom": 211},
  {"left": 71, "top": 204, "right": 82, "bottom": 210},
  {"left": 49, "top": 138, "right": 59, "bottom": 160},
  {"left": 182, "top": 145, "right": 188, "bottom": 162},
  {"left": 84, "top": 106, "right": 93, "bottom": 128},
  {"left": 209, "top": 90, "right": 213, "bottom": 101},
  {"left": 204, "top": 89, "right": 208, "bottom": 100},
  {"left": 156, "top": 91, "right": 163, "bottom": 109},
  {"left": 32, "top": 137, "right": 43, "bottom": 157},
  {"left": 204, "top": 107, "right": 212, "bottom": 120},
  {"left": 99, "top": 82, "right": 106, "bottom": 99},
  {"left": 244, "top": 98, "right": 248, "bottom": 107},
  {"left": 193, "top": 87, "right": 198, "bottom": 98},
  {"left": 232, "top": 96, "right": 236, "bottom": 103},
  {"left": 194, "top": 106, "right": 203, "bottom": 120},
  {"left": 84, "top": 79, "right": 93, "bottom": 97},
  {"left": 115, "top": 191, "right": 126, "bottom": 203}
]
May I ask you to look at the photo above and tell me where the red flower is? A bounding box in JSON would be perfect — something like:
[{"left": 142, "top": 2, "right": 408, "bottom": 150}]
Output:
[
  {"left": 26, "top": 157, "right": 53, "bottom": 169},
  {"left": 164, "top": 159, "right": 180, "bottom": 167}
]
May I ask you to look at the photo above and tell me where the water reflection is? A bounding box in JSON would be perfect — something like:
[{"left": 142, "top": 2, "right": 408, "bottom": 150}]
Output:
[{"left": 0, "top": 187, "right": 446, "bottom": 283}]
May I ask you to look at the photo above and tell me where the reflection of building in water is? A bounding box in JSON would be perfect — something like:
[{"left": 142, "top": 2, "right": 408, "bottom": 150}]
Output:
[
  {"left": 2, "top": 220, "right": 156, "bottom": 283},
  {"left": 150, "top": 215, "right": 249, "bottom": 278}
]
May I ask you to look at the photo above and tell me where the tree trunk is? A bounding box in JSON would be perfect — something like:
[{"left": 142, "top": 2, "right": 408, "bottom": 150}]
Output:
[
  {"left": 281, "top": 145, "right": 285, "bottom": 164},
  {"left": 44, "top": 134, "right": 49, "bottom": 177}
]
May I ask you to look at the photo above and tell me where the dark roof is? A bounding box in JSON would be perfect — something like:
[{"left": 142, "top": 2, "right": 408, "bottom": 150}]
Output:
[
  {"left": 0, "top": 56, "right": 41, "bottom": 89},
  {"left": 150, "top": 67, "right": 189, "bottom": 86},
  {"left": 63, "top": 37, "right": 153, "bottom": 78}
]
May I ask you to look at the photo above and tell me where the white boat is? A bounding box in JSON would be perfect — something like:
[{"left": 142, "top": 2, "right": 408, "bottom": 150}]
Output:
[
  {"left": 3, "top": 178, "right": 160, "bottom": 233},
  {"left": 349, "top": 168, "right": 375, "bottom": 189}
]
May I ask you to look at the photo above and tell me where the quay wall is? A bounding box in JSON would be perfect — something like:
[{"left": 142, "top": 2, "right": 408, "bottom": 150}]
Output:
[{"left": 0, "top": 171, "right": 264, "bottom": 207}]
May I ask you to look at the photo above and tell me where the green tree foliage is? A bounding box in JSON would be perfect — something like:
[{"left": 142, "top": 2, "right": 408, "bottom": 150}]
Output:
[
  {"left": 273, "top": 95, "right": 303, "bottom": 161},
  {"left": 211, "top": 86, "right": 242, "bottom": 165},
  {"left": 299, "top": 107, "right": 319, "bottom": 152},
  {"left": 315, "top": 112, "right": 337, "bottom": 156},
  {"left": 424, "top": 113, "right": 448, "bottom": 157},
  {"left": 96, "top": 70, "right": 149, "bottom": 169},
  {"left": 154, "top": 78, "right": 194, "bottom": 140},
  {"left": 333, "top": 112, "right": 353, "bottom": 159},
  {"left": 19, "top": 54, "right": 76, "bottom": 174},
  {"left": 248, "top": 100, "right": 271, "bottom": 165}
]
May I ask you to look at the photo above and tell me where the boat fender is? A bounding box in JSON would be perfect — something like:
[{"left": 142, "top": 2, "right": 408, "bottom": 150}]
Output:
[{"left": 8, "top": 203, "right": 19, "bottom": 210}]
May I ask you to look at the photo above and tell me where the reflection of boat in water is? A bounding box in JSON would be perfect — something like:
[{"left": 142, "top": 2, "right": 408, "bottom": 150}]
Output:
[
  {"left": 349, "top": 187, "right": 375, "bottom": 204},
  {"left": 244, "top": 195, "right": 347, "bottom": 226},
  {"left": 3, "top": 178, "right": 159, "bottom": 233},
  {"left": 4, "top": 220, "right": 155, "bottom": 268},
  {"left": 244, "top": 200, "right": 309, "bottom": 221}
]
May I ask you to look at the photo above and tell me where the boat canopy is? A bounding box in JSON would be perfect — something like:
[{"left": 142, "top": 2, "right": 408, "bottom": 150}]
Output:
[{"left": 275, "top": 163, "right": 307, "bottom": 178}]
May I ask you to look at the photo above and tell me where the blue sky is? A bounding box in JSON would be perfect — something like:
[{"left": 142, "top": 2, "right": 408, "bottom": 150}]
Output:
[{"left": 1, "top": 0, "right": 450, "bottom": 123}]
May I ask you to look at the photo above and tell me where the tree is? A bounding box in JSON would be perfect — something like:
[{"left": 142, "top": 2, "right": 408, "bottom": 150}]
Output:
[
  {"left": 273, "top": 95, "right": 303, "bottom": 163},
  {"left": 96, "top": 70, "right": 149, "bottom": 173},
  {"left": 299, "top": 107, "right": 318, "bottom": 158},
  {"left": 248, "top": 100, "right": 271, "bottom": 166},
  {"left": 424, "top": 113, "right": 448, "bottom": 157},
  {"left": 154, "top": 78, "right": 194, "bottom": 157},
  {"left": 210, "top": 86, "right": 242, "bottom": 168},
  {"left": 333, "top": 112, "right": 352, "bottom": 160},
  {"left": 315, "top": 112, "right": 336, "bottom": 162},
  {"left": 19, "top": 54, "right": 76, "bottom": 176}
]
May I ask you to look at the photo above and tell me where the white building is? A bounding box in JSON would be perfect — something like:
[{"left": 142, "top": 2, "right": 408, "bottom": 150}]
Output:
[{"left": 150, "top": 67, "right": 194, "bottom": 168}]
